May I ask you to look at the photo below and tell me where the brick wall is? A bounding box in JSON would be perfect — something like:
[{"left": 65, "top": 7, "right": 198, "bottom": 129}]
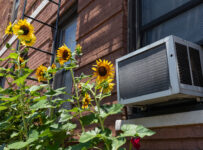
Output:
[{"left": 0, "top": 0, "right": 203, "bottom": 150}]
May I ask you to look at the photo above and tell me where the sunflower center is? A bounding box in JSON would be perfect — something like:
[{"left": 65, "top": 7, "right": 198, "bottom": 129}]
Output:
[
  {"left": 20, "top": 25, "right": 29, "bottom": 35},
  {"left": 98, "top": 66, "right": 107, "bottom": 76},
  {"left": 62, "top": 51, "right": 69, "bottom": 60}
]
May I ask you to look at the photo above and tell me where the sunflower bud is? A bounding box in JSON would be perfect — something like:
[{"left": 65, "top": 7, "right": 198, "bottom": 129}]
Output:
[
  {"left": 75, "top": 44, "right": 82, "bottom": 56},
  {"left": 18, "top": 29, "right": 24, "bottom": 35}
]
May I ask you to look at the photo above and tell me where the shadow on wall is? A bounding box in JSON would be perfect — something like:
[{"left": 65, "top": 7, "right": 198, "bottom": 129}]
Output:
[{"left": 76, "top": 0, "right": 127, "bottom": 65}]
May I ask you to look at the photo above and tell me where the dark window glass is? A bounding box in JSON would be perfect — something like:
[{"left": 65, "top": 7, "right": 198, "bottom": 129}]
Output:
[
  {"left": 61, "top": 17, "right": 77, "bottom": 52},
  {"left": 142, "top": 0, "right": 190, "bottom": 25},
  {"left": 142, "top": 3, "right": 203, "bottom": 45}
]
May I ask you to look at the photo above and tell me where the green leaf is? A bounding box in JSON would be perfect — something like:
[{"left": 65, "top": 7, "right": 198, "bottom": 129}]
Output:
[
  {"left": 112, "top": 138, "right": 126, "bottom": 150},
  {"left": 29, "top": 84, "right": 47, "bottom": 94},
  {"left": 30, "top": 99, "right": 52, "bottom": 110},
  {"left": 0, "top": 106, "right": 7, "bottom": 111},
  {"left": 39, "top": 128, "right": 53, "bottom": 138},
  {"left": 79, "top": 128, "right": 101, "bottom": 143},
  {"left": 0, "top": 95, "right": 20, "bottom": 102},
  {"left": 120, "top": 124, "right": 155, "bottom": 138},
  {"left": 66, "top": 141, "right": 93, "bottom": 150},
  {"left": 13, "top": 69, "right": 33, "bottom": 86},
  {"left": 50, "top": 123, "right": 59, "bottom": 129},
  {"left": 61, "top": 123, "right": 76, "bottom": 131},
  {"left": 0, "top": 120, "right": 9, "bottom": 131},
  {"left": 8, "top": 53, "right": 18, "bottom": 59},
  {"left": 59, "top": 109, "right": 73, "bottom": 123},
  {"left": 135, "top": 125, "right": 155, "bottom": 138},
  {"left": 29, "top": 130, "right": 39, "bottom": 139},
  {"left": 10, "top": 132, "right": 19, "bottom": 138},
  {"left": 7, "top": 141, "right": 29, "bottom": 149},
  {"left": 0, "top": 73, "right": 4, "bottom": 76},
  {"left": 45, "top": 87, "right": 66, "bottom": 97},
  {"left": 98, "top": 104, "right": 123, "bottom": 119},
  {"left": 7, "top": 130, "right": 39, "bottom": 149},
  {"left": 75, "top": 73, "right": 92, "bottom": 83},
  {"left": 80, "top": 113, "right": 98, "bottom": 126},
  {"left": 120, "top": 124, "right": 139, "bottom": 137}
]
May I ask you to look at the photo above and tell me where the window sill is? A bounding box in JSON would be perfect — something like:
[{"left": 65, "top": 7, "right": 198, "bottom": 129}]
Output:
[{"left": 115, "top": 109, "right": 203, "bottom": 130}]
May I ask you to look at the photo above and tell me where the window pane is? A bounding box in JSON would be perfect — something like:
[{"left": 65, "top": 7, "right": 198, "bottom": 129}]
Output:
[
  {"left": 143, "top": 3, "right": 203, "bottom": 45},
  {"left": 63, "top": 17, "right": 77, "bottom": 52},
  {"left": 142, "top": 0, "right": 190, "bottom": 25}
]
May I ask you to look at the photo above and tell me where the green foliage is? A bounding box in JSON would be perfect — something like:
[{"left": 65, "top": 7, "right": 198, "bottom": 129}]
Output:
[
  {"left": 98, "top": 104, "right": 124, "bottom": 119},
  {"left": 0, "top": 29, "right": 155, "bottom": 150},
  {"left": 120, "top": 124, "right": 155, "bottom": 138}
]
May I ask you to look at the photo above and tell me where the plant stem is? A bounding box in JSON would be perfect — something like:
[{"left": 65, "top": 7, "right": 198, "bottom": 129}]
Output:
[
  {"left": 17, "top": 48, "right": 29, "bottom": 150},
  {"left": 47, "top": 79, "right": 54, "bottom": 119},
  {"left": 129, "top": 140, "right": 132, "bottom": 150},
  {"left": 94, "top": 88, "right": 110, "bottom": 150},
  {"left": 70, "top": 68, "right": 85, "bottom": 132},
  {"left": 94, "top": 87, "right": 105, "bottom": 131}
]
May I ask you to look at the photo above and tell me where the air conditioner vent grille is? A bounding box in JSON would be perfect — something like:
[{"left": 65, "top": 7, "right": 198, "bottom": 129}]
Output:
[
  {"left": 175, "top": 43, "right": 192, "bottom": 85},
  {"left": 118, "top": 44, "right": 170, "bottom": 99},
  {"left": 189, "top": 47, "right": 203, "bottom": 87}
]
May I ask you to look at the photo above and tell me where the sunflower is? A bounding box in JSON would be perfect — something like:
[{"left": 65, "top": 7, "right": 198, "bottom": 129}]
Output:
[
  {"left": 5, "top": 22, "right": 13, "bottom": 35},
  {"left": 100, "top": 79, "right": 115, "bottom": 93},
  {"left": 15, "top": 57, "right": 26, "bottom": 70},
  {"left": 35, "top": 65, "right": 47, "bottom": 82},
  {"left": 51, "top": 63, "right": 56, "bottom": 69},
  {"left": 92, "top": 59, "right": 114, "bottom": 83},
  {"left": 21, "top": 34, "right": 36, "bottom": 46},
  {"left": 56, "top": 44, "right": 71, "bottom": 65},
  {"left": 13, "top": 19, "right": 34, "bottom": 41},
  {"left": 82, "top": 93, "right": 91, "bottom": 109}
]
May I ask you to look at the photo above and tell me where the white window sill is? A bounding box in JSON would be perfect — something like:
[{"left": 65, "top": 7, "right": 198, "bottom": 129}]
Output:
[{"left": 115, "top": 110, "right": 203, "bottom": 130}]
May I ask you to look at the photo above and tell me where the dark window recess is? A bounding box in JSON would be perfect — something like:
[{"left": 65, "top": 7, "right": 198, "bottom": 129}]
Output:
[
  {"left": 189, "top": 47, "right": 203, "bottom": 87},
  {"left": 175, "top": 43, "right": 192, "bottom": 85},
  {"left": 53, "top": 70, "right": 72, "bottom": 110},
  {"left": 53, "top": 4, "right": 77, "bottom": 110},
  {"left": 128, "top": 98, "right": 203, "bottom": 118},
  {"left": 118, "top": 44, "right": 169, "bottom": 99},
  {"left": 0, "top": 77, "right": 5, "bottom": 88}
]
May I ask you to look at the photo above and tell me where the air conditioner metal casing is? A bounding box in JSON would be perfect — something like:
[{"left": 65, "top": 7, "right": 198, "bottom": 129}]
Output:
[{"left": 116, "top": 35, "right": 203, "bottom": 106}]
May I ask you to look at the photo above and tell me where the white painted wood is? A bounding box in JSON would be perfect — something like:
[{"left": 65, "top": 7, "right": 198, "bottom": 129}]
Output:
[
  {"left": 115, "top": 110, "right": 203, "bottom": 130},
  {"left": 0, "top": 0, "right": 49, "bottom": 57}
]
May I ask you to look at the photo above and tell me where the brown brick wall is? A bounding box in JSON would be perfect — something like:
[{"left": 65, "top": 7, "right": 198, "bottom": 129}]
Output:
[{"left": 0, "top": 0, "right": 203, "bottom": 150}]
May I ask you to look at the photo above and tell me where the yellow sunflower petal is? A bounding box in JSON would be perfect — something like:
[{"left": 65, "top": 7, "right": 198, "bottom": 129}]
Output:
[
  {"left": 21, "top": 34, "right": 36, "bottom": 46},
  {"left": 35, "top": 65, "right": 47, "bottom": 82},
  {"left": 13, "top": 19, "right": 34, "bottom": 41},
  {"left": 92, "top": 59, "right": 115, "bottom": 83},
  {"left": 5, "top": 22, "right": 13, "bottom": 35},
  {"left": 56, "top": 44, "right": 71, "bottom": 65}
]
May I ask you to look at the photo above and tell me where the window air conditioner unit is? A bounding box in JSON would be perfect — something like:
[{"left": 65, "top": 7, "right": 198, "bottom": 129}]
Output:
[{"left": 116, "top": 35, "right": 203, "bottom": 105}]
